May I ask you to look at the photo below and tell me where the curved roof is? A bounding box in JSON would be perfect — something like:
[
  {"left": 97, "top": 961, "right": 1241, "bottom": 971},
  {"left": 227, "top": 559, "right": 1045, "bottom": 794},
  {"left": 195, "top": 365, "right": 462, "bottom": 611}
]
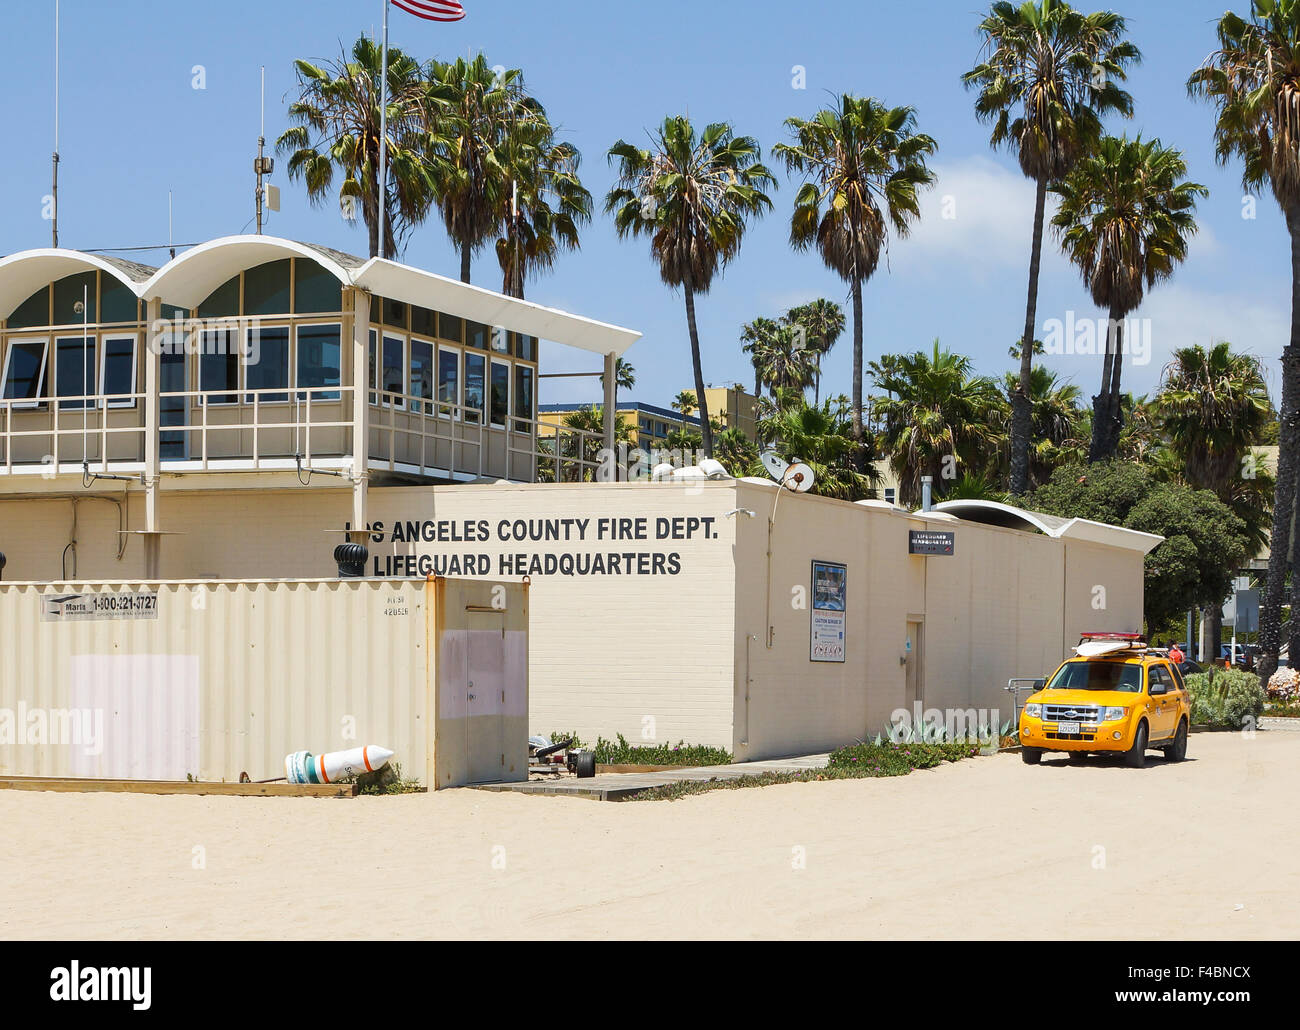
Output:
[
  {"left": 0, "top": 249, "right": 156, "bottom": 319},
  {"left": 933, "top": 499, "right": 1163, "bottom": 554},
  {"left": 1, "top": 236, "right": 640, "bottom": 356}
]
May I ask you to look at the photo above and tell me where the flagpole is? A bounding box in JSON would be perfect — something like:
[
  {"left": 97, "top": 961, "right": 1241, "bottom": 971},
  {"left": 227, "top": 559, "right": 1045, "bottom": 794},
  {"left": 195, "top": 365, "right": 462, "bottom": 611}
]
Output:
[
  {"left": 378, "top": 0, "right": 389, "bottom": 260},
  {"left": 52, "top": 0, "right": 60, "bottom": 248}
]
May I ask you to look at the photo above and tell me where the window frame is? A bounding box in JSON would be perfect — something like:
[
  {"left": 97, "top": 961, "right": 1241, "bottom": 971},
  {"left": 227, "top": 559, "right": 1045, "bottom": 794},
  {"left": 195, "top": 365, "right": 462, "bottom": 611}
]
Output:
[
  {"left": 464, "top": 350, "right": 486, "bottom": 425},
  {"left": 408, "top": 335, "right": 436, "bottom": 416},
  {"left": 99, "top": 333, "right": 138, "bottom": 410},
  {"left": 489, "top": 357, "right": 511, "bottom": 429},
  {"left": 294, "top": 322, "right": 343, "bottom": 403},
  {"left": 380, "top": 332, "right": 406, "bottom": 410},
  {"left": 242, "top": 323, "right": 291, "bottom": 406},
  {"left": 1, "top": 336, "right": 51, "bottom": 409},
  {"left": 197, "top": 327, "right": 241, "bottom": 406},
  {"left": 436, "top": 344, "right": 460, "bottom": 420},
  {"left": 54, "top": 334, "right": 98, "bottom": 411}
]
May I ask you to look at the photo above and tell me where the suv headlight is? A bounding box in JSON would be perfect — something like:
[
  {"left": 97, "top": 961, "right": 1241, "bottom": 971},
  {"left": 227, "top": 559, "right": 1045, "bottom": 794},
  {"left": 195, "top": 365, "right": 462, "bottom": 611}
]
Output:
[
  {"left": 1101, "top": 706, "right": 1128, "bottom": 722},
  {"left": 1023, "top": 703, "right": 1042, "bottom": 719}
]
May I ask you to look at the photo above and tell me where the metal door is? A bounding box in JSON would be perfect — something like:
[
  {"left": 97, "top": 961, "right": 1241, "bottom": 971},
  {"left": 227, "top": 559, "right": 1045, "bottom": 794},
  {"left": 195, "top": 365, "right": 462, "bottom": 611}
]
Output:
[{"left": 466, "top": 612, "right": 505, "bottom": 783}]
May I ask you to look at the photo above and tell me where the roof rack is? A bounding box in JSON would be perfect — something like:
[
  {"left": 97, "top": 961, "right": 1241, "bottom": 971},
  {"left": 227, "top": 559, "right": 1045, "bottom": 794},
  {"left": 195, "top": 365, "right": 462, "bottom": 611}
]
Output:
[{"left": 1074, "top": 632, "right": 1149, "bottom": 656}]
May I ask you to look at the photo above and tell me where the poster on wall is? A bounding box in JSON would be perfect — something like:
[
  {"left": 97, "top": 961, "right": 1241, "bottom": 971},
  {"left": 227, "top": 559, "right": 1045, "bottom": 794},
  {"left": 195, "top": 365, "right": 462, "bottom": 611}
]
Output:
[{"left": 810, "top": 560, "right": 847, "bottom": 663}]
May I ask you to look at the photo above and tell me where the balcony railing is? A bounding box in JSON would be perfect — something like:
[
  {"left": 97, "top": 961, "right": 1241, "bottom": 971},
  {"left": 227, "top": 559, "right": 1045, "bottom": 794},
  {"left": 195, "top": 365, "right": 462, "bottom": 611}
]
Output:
[{"left": 0, "top": 386, "right": 613, "bottom": 484}]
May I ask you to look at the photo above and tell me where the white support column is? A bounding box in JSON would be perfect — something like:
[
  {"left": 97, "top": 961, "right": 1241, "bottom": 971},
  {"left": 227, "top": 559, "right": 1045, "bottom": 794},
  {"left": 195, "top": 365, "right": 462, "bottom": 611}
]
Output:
[
  {"left": 143, "top": 297, "right": 163, "bottom": 578},
  {"left": 349, "top": 287, "right": 370, "bottom": 539},
  {"left": 602, "top": 351, "right": 616, "bottom": 482}
]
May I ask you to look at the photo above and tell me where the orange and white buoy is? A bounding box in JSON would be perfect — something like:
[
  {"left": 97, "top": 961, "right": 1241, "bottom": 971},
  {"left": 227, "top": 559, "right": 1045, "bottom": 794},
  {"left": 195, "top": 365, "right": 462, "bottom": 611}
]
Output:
[{"left": 285, "top": 745, "right": 394, "bottom": 784}]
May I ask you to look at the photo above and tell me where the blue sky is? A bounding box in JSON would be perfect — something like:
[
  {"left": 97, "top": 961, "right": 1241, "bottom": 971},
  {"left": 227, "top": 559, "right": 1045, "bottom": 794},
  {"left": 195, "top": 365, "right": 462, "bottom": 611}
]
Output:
[{"left": 0, "top": 0, "right": 1288, "bottom": 409}]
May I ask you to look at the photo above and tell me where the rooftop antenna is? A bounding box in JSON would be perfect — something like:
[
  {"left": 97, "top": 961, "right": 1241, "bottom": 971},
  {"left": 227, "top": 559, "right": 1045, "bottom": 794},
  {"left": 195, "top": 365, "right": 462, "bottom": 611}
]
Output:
[
  {"left": 254, "top": 66, "right": 275, "bottom": 233},
  {"left": 168, "top": 190, "right": 175, "bottom": 260},
  {"left": 51, "top": 0, "right": 60, "bottom": 248}
]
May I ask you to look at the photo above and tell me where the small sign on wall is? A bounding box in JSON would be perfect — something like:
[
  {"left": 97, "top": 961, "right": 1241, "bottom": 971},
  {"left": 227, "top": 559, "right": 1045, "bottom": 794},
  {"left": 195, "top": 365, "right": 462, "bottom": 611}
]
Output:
[
  {"left": 810, "top": 560, "right": 847, "bottom": 663},
  {"left": 909, "top": 530, "right": 955, "bottom": 556}
]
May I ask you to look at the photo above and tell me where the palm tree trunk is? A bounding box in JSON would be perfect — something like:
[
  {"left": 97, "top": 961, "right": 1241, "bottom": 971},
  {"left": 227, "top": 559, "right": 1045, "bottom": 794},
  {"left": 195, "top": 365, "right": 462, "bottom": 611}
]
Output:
[
  {"left": 1010, "top": 173, "right": 1048, "bottom": 496},
  {"left": 460, "top": 241, "right": 472, "bottom": 284},
  {"left": 1208, "top": 604, "right": 1224, "bottom": 667},
  {"left": 815, "top": 354, "right": 822, "bottom": 405},
  {"left": 683, "top": 279, "right": 714, "bottom": 459},
  {"left": 1102, "top": 316, "right": 1126, "bottom": 459},
  {"left": 850, "top": 275, "right": 865, "bottom": 471},
  {"left": 1090, "top": 305, "right": 1120, "bottom": 462},
  {"left": 1258, "top": 208, "right": 1300, "bottom": 682}
]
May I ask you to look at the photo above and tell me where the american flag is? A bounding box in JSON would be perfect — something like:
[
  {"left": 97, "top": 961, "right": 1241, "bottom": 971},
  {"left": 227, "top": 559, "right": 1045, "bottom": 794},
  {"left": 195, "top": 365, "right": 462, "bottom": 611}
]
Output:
[{"left": 391, "top": 0, "right": 465, "bottom": 20}]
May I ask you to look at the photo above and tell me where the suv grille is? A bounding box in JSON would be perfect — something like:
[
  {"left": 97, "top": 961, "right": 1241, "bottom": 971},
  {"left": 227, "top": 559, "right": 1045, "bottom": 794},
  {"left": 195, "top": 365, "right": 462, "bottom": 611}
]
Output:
[{"left": 1045, "top": 704, "right": 1100, "bottom": 723}]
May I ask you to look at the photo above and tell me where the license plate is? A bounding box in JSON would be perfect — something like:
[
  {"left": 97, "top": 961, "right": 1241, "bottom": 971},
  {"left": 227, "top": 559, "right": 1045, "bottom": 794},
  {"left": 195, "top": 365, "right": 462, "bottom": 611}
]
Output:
[{"left": 1058, "top": 721, "right": 1081, "bottom": 735}]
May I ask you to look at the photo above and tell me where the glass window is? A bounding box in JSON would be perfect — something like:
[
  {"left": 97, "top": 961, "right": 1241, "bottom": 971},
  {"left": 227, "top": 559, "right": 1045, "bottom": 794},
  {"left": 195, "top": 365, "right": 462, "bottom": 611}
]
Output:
[
  {"left": 410, "top": 306, "right": 436, "bottom": 338},
  {"left": 242, "top": 259, "right": 292, "bottom": 316},
  {"left": 382, "top": 334, "right": 404, "bottom": 408},
  {"left": 101, "top": 280, "right": 138, "bottom": 324},
  {"left": 53, "top": 272, "right": 96, "bottom": 326},
  {"left": 410, "top": 339, "right": 434, "bottom": 415},
  {"left": 2, "top": 339, "right": 49, "bottom": 404},
  {"left": 490, "top": 360, "right": 509, "bottom": 427},
  {"left": 367, "top": 329, "right": 378, "bottom": 404},
  {"left": 199, "top": 329, "right": 239, "bottom": 404},
  {"left": 100, "top": 336, "right": 136, "bottom": 408},
  {"left": 515, "top": 334, "right": 537, "bottom": 362},
  {"left": 884, "top": 488, "right": 896, "bottom": 504},
  {"left": 197, "top": 276, "right": 240, "bottom": 319},
  {"left": 159, "top": 348, "right": 188, "bottom": 460},
  {"left": 464, "top": 352, "right": 485, "bottom": 424},
  {"left": 465, "top": 320, "right": 490, "bottom": 350},
  {"left": 1046, "top": 660, "right": 1142, "bottom": 693},
  {"left": 245, "top": 325, "right": 289, "bottom": 403},
  {"left": 514, "top": 365, "right": 534, "bottom": 432},
  {"left": 294, "top": 260, "right": 342, "bottom": 313},
  {"left": 382, "top": 298, "right": 407, "bottom": 330},
  {"left": 55, "top": 336, "right": 96, "bottom": 410},
  {"left": 8, "top": 287, "right": 50, "bottom": 329},
  {"left": 489, "top": 326, "right": 509, "bottom": 354},
  {"left": 297, "top": 324, "right": 341, "bottom": 401},
  {"left": 438, "top": 313, "right": 463, "bottom": 344},
  {"left": 438, "top": 348, "right": 459, "bottom": 417}
]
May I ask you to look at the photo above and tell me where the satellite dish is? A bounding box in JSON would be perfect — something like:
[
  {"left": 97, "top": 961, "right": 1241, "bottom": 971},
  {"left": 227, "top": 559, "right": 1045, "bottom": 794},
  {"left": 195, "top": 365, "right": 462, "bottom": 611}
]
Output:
[
  {"left": 760, "top": 450, "right": 787, "bottom": 479},
  {"left": 783, "top": 462, "right": 815, "bottom": 492},
  {"left": 761, "top": 450, "right": 815, "bottom": 492}
]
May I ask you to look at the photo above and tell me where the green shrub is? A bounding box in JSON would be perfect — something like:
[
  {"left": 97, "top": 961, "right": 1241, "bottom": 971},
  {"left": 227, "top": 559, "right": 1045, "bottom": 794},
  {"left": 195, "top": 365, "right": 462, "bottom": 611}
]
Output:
[
  {"left": 548, "top": 730, "right": 587, "bottom": 750},
  {"left": 827, "top": 739, "right": 979, "bottom": 775},
  {"left": 1184, "top": 669, "right": 1265, "bottom": 729},
  {"left": 592, "top": 733, "right": 732, "bottom": 767}
]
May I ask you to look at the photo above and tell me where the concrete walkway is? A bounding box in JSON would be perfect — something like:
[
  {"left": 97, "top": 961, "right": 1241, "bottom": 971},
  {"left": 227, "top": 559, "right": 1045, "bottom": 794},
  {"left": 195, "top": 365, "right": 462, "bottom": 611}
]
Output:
[{"left": 473, "top": 753, "right": 832, "bottom": 801}]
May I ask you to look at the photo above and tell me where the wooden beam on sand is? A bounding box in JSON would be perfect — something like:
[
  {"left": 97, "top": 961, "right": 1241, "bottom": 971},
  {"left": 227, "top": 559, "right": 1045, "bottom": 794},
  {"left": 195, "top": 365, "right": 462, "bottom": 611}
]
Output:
[{"left": 0, "top": 776, "right": 359, "bottom": 798}]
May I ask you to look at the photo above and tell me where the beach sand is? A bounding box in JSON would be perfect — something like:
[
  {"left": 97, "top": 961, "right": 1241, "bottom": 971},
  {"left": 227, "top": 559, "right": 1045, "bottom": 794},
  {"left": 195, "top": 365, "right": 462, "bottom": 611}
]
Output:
[{"left": 1, "top": 730, "right": 1295, "bottom": 939}]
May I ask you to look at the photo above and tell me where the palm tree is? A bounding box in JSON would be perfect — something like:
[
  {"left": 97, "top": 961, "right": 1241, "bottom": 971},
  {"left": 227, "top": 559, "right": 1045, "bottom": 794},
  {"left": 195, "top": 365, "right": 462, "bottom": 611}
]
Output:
[
  {"left": 607, "top": 117, "right": 776, "bottom": 459},
  {"left": 964, "top": 0, "right": 1140, "bottom": 493},
  {"left": 1189, "top": 0, "right": 1300, "bottom": 679},
  {"left": 755, "top": 395, "right": 881, "bottom": 500},
  {"left": 1153, "top": 341, "right": 1273, "bottom": 655},
  {"left": 785, "top": 299, "right": 846, "bottom": 403},
  {"left": 495, "top": 121, "right": 591, "bottom": 298},
  {"left": 1005, "top": 364, "right": 1086, "bottom": 487},
  {"left": 551, "top": 405, "right": 635, "bottom": 481},
  {"left": 774, "top": 96, "right": 936, "bottom": 464},
  {"left": 714, "top": 426, "right": 760, "bottom": 478},
  {"left": 278, "top": 37, "right": 436, "bottom": 258},
  {"left": 600, "top": 358, "right": 637, "bottom": 409},
  {"left": 671, "top": 390, "right": 697, "bottom": 420},
  {"left": 426, "top": 55, "right": 524, "bottom": 283},
  {"left": 1051, "top": 135, "right": 1206, "bottom": 459},
  {"left": 740, "top": 316, "right": 780, "bottom": 399},
  {"left": 869, "top": 340, "right": 1007, "bottom": 507}
]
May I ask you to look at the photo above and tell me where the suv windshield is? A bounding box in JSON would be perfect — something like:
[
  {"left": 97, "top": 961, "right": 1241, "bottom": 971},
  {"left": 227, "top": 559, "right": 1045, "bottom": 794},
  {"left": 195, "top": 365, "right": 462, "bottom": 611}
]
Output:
[{"left": 1046, "top": 660, "right": 1142, "bottom": 693}]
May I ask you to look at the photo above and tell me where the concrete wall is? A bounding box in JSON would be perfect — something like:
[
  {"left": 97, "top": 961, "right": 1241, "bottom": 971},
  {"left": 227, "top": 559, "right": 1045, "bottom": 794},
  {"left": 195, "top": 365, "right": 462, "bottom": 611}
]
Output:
[{"left": 0, "top": 480, "right": 1150, "bottom": 761}]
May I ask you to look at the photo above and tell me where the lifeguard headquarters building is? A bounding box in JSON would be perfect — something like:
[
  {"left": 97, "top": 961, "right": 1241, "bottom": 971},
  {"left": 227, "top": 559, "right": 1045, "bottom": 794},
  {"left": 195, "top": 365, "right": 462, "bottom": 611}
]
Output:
[{"left": 0, "top": 236, "right": 1162, "bottom": 782}]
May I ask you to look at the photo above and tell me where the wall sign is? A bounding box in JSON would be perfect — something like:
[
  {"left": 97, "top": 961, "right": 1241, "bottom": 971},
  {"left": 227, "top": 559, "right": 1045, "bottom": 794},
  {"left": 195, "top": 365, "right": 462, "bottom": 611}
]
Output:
[
  {"left": 909, "top": 530, "right": 955, "bottom": 556},
  {"left": 40, "top": 591, "right": 159, "bottom": 622},
  {"left": 810, "top": 560, "right": 847, "bottom": 663}
]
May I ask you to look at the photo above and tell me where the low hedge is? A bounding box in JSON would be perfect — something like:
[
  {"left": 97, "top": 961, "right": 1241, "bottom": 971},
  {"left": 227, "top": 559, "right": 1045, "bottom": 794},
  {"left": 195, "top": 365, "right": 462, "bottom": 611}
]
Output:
[
  {"left": 827, "top": 739, "right": 980, "bottom": 776},
  {"left": 1184, "top": 668, "right": 1265, "bottom": 729}
]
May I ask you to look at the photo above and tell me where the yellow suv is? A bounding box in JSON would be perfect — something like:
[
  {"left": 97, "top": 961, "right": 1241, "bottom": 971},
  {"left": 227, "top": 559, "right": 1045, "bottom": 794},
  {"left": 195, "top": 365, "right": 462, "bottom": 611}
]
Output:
[{"left": 1019, "top": 634, "right": 1190, "bottom": 767}]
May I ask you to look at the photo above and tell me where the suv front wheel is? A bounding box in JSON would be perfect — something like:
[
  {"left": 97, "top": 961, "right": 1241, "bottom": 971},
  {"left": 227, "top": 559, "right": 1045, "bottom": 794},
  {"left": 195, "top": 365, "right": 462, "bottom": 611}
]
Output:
[{"left": 1021, "top": 747, "right": 1042, "bottom": 765}]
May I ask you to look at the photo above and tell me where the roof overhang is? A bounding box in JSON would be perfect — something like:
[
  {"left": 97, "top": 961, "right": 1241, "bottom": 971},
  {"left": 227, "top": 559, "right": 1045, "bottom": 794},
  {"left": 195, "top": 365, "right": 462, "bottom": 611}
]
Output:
[
  {"left": 933, "top": 499, "right": 1163, "bottom": 555},
  {"left": 0, "top": 249, "right": 151, "bottom": 319},
  {"left": 2, "top": 235, "right": 641, "bottom": 357},
  {"left": 352, "top": 257, "right": 640, "bottom": 357}
]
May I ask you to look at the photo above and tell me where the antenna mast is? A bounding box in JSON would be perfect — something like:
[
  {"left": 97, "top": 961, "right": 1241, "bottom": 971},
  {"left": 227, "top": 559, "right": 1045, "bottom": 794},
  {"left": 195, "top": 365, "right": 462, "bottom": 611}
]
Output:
[{"left": 254, "top": 66, "right": 271, "bottom": 234}]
